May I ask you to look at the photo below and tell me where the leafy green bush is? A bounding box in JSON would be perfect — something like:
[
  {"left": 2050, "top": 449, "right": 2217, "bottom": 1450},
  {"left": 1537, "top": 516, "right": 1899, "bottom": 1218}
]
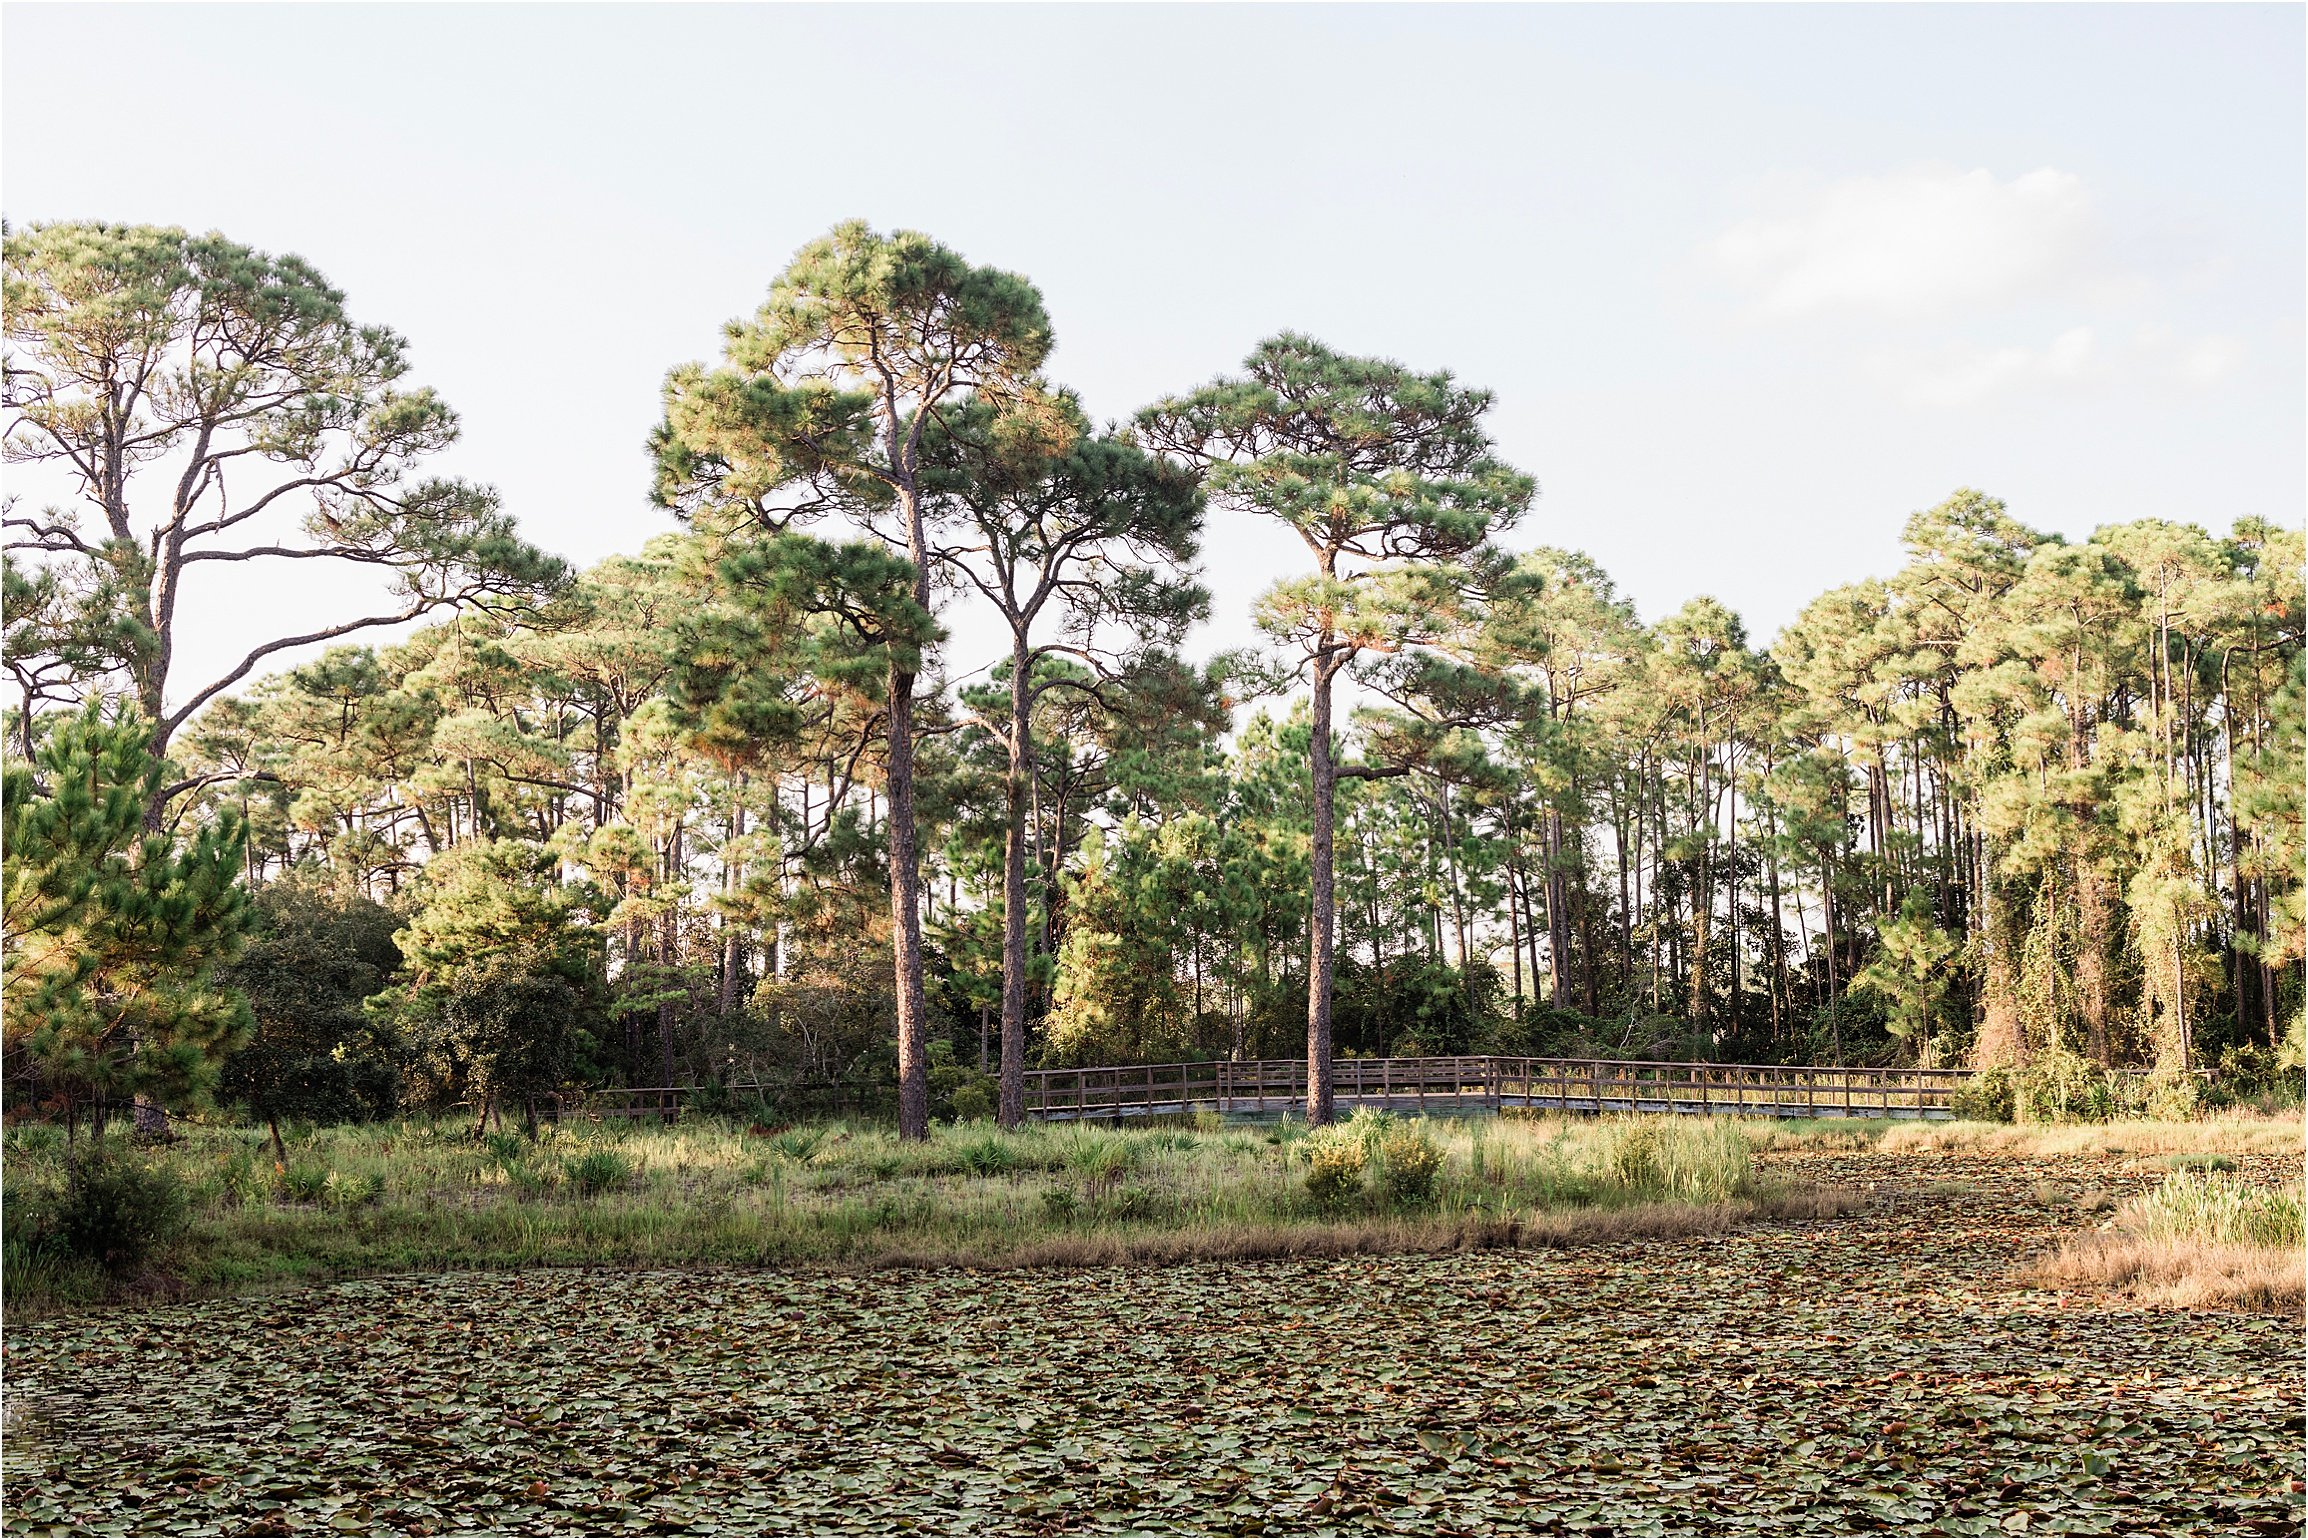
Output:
[
  {"left": 54, "top": 1150, "right": 188, "bottom": 1274},
  {"left": 1377, "top": 1126, "right": 1446, "bottom": 1207},
  {"left": 762, "top": 1127, "right": 825, "bottom": 1163},
  {"left": 944, "top": 1132, "right": 1015, "bottom": 1177},
  {"left": 321, "top": 1170, "right": 383, "bottom": 1208},
  {"left": 1039, "top": 1188, "right": 1080, "bottom": 1223},
  {"left": 1103, "top": 1184, "right": 1161, "bottom": 1221},
  {"left": 2205, "top": 1030, "right": 2306, "bottom": 1112},
  {"left": 1302, "top": 1127, "right": 1367, "bottom": 1209},
  {"left": 2017, "top": 1049, "right": 2118, "bottom": 1124},
  {"left": 2140, "top": 1069, "right": 2204, "bottom": 1122},
  {"left": 948, "top": 1079, "right": 994, "bottom": 1122},
  {"left": 2124, "top": 1172, "right": 2305, "bottom": 1248},
  {"left": 279, "top": 1161, "right": 331, "bottom": 1202},
  {"left": 563, "top": 1149, "right": 633, "bottom": 1196},
  {"left": 1951, "top": 1065, "right": 2015, "bottom": 1123}
]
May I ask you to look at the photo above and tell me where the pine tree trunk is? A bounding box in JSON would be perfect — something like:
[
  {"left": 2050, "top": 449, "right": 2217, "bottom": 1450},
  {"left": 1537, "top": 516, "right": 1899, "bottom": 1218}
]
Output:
[
  {"left": 887, "top": 656, "right": 932, "bottom": 1140},
  {"left": 998, "top": 650, "right": 1033, "bottom": 1128},
  {"left": 1304, "top": 655, "right": 1340, "bottom": 1127},
  {"left": 1546, "top": 808, "right": 1572, "bottom": 1011}
]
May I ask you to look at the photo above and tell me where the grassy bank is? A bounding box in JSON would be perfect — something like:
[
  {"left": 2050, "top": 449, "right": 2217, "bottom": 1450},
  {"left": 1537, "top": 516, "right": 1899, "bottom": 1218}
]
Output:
[
  {"left": 1751, "top": 1113, "right": 2306, "bottom": 1158},
  {"left": 2030, "top": 1166, "right": 2307, "bottom": 1313},
  {"left": 2, "top": 1111, "right": 1823, "bottom": 1316}
]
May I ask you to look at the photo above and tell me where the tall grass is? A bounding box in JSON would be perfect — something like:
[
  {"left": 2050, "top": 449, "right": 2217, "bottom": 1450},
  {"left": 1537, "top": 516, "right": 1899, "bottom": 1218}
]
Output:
[
  {"left": 0, "top": 1110, "right": 1782, "bottom": 1315},
  {"left": 2121, "top": 1170, "right": 2305, "bottom": 1248},
  {"left": 2030, "top": 1169, "right": 2307, "bottom": 1315}
]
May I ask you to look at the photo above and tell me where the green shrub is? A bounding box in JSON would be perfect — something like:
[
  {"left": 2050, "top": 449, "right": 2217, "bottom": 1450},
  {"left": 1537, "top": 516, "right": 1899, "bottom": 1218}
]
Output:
[
  {"left": 504, "top": 1160, "right": 555, "bottom": 1198},
  {"left": 563, "top": 1149, "right": 633, "bottom": 1197},
  {"left": 1951, "top": 1065, "right": 2016, "bottom": 1123},
  {"left": 1377, "top": 1126, "right": 1446, "bottom": 1207},
  {"left": 2141, "top": 1069, "right": 2204, "bottom": 1122},
  {"left": 1039, "top": 1188, "right": 1079, "bottom": 1223},
  {"left": 54, "top": 1150, "right": 188, "bottom": 1274},
  {"left": 2124, "top": 1171, "right": 2305, "bottom": 1248},
  {"left": 2017, "top": 1049, "right": 2117, "bottom": 1124},
  {"left": 2161, "top": 1153, "right": 2238, "bottom": 1173},
  {"left": 1343, "top": 1106, "right": 1400, "bottom": 1155},
  {"left": 763, "top": 1128, "right": 824, "bottom": 1163},
  {"left": 208, "top": 1148, "right": 273, "bottom": 1209},
  {"left": 1302, "top": 1128, "right": 1367, "bottom": 1209},
  {"left": 945, "top": 1132, "right": 1015, "bottom": 1177},
  {"left": 1104, "top": 1184, "right": 1161, "bottom": 1222},
  {"left": 321, "top": 1170, "right": 383, "bottom": 1208},
  {"left": 949, "top": 1080, "right": 994, "bottom": 1122},
  {"left": 2205, "top": 1019, "right": 2307, "bottom": 1111},
  {"left": 279, "top": 1161, "right": 331, "bottom": 1202}
]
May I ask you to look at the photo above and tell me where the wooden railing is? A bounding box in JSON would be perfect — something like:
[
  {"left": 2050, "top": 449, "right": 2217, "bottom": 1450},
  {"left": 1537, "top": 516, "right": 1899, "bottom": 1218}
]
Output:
[
  {"left": 1023, "top": 1056, "right": 1981, "bottom": 1123},
  {"left": 548, "top": 1057, "right": 1994, "bottom": 1126}
]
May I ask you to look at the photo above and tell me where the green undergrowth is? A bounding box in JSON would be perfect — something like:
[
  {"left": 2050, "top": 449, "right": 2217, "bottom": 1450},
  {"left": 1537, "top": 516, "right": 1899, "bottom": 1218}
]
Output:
[{"left": 0, "top": 1111, "right": 1798, "bottom": 1315}]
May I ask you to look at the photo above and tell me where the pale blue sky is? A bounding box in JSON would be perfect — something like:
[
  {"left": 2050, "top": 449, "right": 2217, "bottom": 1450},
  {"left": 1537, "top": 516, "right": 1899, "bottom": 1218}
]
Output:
[{"left": 5, "top": 3, "right": 2302, "bottom": 699}]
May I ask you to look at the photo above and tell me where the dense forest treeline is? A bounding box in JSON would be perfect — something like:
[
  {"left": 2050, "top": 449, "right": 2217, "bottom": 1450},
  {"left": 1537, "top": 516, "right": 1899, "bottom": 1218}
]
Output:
[{"left": 4, "top": 219, "right": 2302, "bottom": 1139}]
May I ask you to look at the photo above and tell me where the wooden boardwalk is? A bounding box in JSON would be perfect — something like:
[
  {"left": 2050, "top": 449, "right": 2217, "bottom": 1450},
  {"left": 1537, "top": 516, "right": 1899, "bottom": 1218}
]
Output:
[
  {"left": 1024, "top": 1056, "right": 1975, "bottom": 1123},
  {"left": 549, "top": 1056, "right": 1979, "bottom": 1125}
]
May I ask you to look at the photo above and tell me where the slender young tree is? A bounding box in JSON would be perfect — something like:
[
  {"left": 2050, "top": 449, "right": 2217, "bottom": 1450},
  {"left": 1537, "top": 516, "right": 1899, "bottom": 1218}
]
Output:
[
  {"left": 653, "top": 222, "right": 1052, "bottom": 1139},
  {"left": 927, "top": 395, "right": 1206, "bottom": 1124},
  {"left": 1141, "top": 335, "right": 1533, "bottom": 1124}
]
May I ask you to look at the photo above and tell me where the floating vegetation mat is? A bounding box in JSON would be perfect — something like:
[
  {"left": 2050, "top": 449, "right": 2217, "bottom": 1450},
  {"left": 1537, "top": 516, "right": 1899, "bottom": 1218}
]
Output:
[{"left": 5, "top": 1151, "right": 2302, "bottom": 1535}]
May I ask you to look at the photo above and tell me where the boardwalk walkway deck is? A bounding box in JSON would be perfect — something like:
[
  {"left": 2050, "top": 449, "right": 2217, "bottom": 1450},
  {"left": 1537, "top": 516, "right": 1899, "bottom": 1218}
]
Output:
[
  {"left": 554, "top": 1056, "right": 1981, "bottom": 1125},
  {"left": 1023, "top": 1056, "right": 1974, "bottom": 1123}
]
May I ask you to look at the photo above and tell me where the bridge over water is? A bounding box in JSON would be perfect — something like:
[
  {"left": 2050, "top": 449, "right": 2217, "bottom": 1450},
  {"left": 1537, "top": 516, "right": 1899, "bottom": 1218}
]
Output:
[
  {"left": 559, "top": 1055, "right": 1980, "bottom": 1124},
  {"left": 1024, "top": 1056, "right": 1974, "bottom": 1123}
]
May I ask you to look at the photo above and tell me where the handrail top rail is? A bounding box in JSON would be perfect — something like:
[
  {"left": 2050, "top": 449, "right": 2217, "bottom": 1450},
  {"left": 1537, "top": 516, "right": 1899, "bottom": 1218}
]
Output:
[{"left": 1024, "top": 1055, "right": 1978, "bottom": 1081}]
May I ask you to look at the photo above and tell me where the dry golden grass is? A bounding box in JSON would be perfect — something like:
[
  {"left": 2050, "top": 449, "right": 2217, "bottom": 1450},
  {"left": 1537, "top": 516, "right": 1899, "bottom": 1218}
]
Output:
[
  {"left": 2031, "top": 1232, "right": 2306, "bottom": 1315},
  {"left": 1894, "top": 1116, "right": 2303, "bottom": 1158},
  {"left": 863, "top": 1197, "right": 1817, "bottom": 1273}
]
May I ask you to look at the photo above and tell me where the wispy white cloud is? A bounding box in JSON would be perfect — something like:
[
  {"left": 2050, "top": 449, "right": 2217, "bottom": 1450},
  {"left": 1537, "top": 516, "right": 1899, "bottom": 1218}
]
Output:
[
  {"left": 1880, "top": 327, "right": 2098, "bottom": 407},
  {"left": 1704, "top": 164, "right": 2247, "bottom": 406},
  {"left": 1710, "top": 165, "right": 2098, "bottom": 319},
  {"left": 1872, "top": 325, "right": 2244, "bottom": 408}
]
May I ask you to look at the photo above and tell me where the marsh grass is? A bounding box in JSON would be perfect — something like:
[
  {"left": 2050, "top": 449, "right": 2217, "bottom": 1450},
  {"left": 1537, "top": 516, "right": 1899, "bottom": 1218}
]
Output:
[
  {"left": 1754, "top": 1115, "right": 2304, "bottom": 1159},
  {"left": 1, "top": 1111, "right": 1785, "bottom": 1315},
  {"left": 2032, "top": 1234, "right": 2306, "bottom": 1315},
  {"left": 2031, "top": 1169, "right": 2307, "bottom": 1315}
]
